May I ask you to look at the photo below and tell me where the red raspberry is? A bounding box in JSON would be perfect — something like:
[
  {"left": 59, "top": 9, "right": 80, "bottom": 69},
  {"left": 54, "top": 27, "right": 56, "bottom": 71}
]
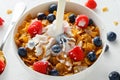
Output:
[
  {"left": 0, "top": 17, "right": 4, "bottom": 26},
  {"left": 68, "top": 46, "right": 84, "bottom": 61},
  {"left": 28, "top": 20, "right": 43, "bottom": 37},
  {"left": 0, "top": 60, "right": 5, "bottom": 74},
  {"left": 75, "top": 15, "right": 89, "bottom": 28},
  {"left": 33, "top": 61, "right": 48, "bottom": 74},
  {"left": 85, "top": 0, "right": 97, "bottom": 9}
]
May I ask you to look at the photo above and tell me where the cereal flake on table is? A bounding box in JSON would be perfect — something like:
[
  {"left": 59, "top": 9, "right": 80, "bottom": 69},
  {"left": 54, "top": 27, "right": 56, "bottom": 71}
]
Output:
[
  {"left": 6, "top": 9, "right": 12, "bottom": 14},
  {"left": 113, "top": 21, "right": 119, "bottom": 26},
  {"left": 66, "top": 0, "right": 70, "bottom": 1},
  {"left": 102, "top": 7, "right": 108, "bottom": 12}
]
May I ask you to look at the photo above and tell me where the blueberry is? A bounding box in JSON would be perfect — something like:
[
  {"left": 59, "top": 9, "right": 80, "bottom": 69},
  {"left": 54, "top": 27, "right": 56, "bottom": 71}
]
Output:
[
  {"left": 69, "top": 14, "right": 76, "bottom": 23},
  {"left": 88, "top": 18, "right": 94, "bottom": 26},
  {"left": 18, "top": 47, "right": 27, "bottom": 57},
  {"left": 107, "top": 32, "right": 117, "bottom": 41},
  {"left": 49, "top": 69, "right": 59, "bottom": 76},
  {"left": 105, "top": 44, "right": 109, "bottom": 52},
  {"left": 87, "top": 51, "right": 96, "bottom": 62},
  {"left": 47, "top": 14, "right": 56, "bottom": 23},
  {"left": 51, "top": 44, "right": 62, "bottom": 54},
  {"left": 56, "top": 34, "right": 67, "bottom": 44},
  {"left": 49, "top": 4, "right": 57, "bottom": 13},
  {"left": 109, "top": 71, "right": 120, "bottom": 80},
  {"left": 93, "top": 36, "right": 102, "bottom": 47},
  {"left": 37, "top": 13, "right": 46, "bottom": 20}
]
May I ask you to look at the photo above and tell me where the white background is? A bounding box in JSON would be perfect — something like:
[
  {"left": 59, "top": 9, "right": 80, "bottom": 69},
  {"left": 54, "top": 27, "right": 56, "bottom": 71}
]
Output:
[{"left": 0, "top": 0, "right": 120, "bottom": 80}]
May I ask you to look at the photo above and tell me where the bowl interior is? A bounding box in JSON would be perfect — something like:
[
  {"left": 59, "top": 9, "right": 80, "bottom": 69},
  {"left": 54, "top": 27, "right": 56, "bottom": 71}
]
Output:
[{"left": 13, "top": 1, "right": 106, "bottom": 80}]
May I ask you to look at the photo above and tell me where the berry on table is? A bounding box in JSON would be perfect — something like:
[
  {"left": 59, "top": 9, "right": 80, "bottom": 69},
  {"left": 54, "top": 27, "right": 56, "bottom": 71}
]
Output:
[
  {"left": 93, "top": 36, "right": 102, "bottom": 47},
  {"left": 0, "top": 17, "right": 4, "bottom": 26},
  {"left": 0, "top": 60, "right": 5, "bottom": 74},
  {"left": 49, "top": 4, "right": 57, "bottom": 13},
  {"left": 68, "top": 46, "right": 84, "bottom": 61},
  {"left": 107, "top": 31, "right": 117, "bottom": 41},
  {"left": 69, "top": 14, "right": 76, "bottom": 23},
  {"left": 87, "top": 51, "right": 96, "bottom": 62},
  {"left": 27, "top": 20, "right": 43, "bottom": 37},
  {"left": 37, "top": 13, "right": 46, "bottom": 20},
  {"left": 75, "top": 15, "right": 89, "bottom": 29},
  {"left": 51, "top": 44, "right": 62, "bottom": 55},
  {"left": 49, "top": 69, "right": 59, "bottom": 76},
  {"left": 18, "top": 47, "right": 27, "bottom": 57},
  {"left": 109, "top": 71, "right": 120, "bottom": 80},
  {"left": 88, "top": 18, "right": 94, "bottom": 26},
  {"left": 105, "top": 44, "right": 109, "bottom": 52},
  {"left": 33, "top": 61, "right": 48, "bottom": 74},
  {"left": 47, "top": 14, "right": 56, "bottom": 23},
  {"left": 85, "top": 0, "right": 97, "bottom": 9}
]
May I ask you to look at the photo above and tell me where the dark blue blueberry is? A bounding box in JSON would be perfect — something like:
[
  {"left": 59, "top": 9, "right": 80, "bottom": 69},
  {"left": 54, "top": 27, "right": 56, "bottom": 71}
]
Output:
[
  {"left": 87, "top": 51, "right": 96, "bottom": 62},
  {"left": 49, "top": 69, "right": 59, "bottom": 76},
  {"left": 88, "top": 18, "right": 94, "bottom": 26},
  {"left": 37, "top": 13, "right": 46, "bottom": 20},
  {"left": 109, "top": 71, "right": 120, "bottom": 80},
  {"left": 107, "top": 32, "right": 117, "bottom": 41},
  {"left": 93, "top": 36, "right": 102, "bottom": 47},
  {"left": 47, "top": 14, "right": 56, "bottom": 23},
  {"left": 49, "top": 4, "right": 57, "bottom": 13},
  {"left": 51, "top": 44, "right": 62, "bottom": 53},
  {"left": 69, "top": 14, "right": 76, "bottom": 23},
  {"left": 105, "top": 44, "right": 109, "bottom": 52},
  {"left": 18, "top": 47, "right": 27, "bottom": 57},
  {"left": 56, "top": 34, "right": 67, "bottom": 44}
]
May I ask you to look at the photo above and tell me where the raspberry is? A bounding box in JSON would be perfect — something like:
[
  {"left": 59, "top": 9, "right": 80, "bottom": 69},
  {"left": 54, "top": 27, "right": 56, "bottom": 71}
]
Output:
[
  {"left": 28, "top": 20, "right": 43, "bottom": 37},
  {"left": 0, "top": 60, "right": 5, "bottom": 74},
  {"left": 75, "top": 15, "right": 89, "bottom": 28},
  {"left": 68, "top": 46, "right": 84, "bottom": 61},
  {"left": 33, "top": 61, "right": 48, "bottom": 74},
  {"left": 0, "top": 17, "right": 4, "bottom": 26},
  {"left": 85, "top": 0, "right": 97, "bottom": 9}
]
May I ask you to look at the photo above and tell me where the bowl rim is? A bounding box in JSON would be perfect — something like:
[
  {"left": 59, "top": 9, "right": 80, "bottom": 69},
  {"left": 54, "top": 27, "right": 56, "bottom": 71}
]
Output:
[{"left": 12, "top": 1, "right": 106, "bottom": 79}]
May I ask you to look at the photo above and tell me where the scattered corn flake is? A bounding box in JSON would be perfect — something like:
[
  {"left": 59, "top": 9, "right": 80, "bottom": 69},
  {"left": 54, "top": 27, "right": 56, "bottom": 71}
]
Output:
[
  {"left": 66, "top": 0, "right": 70, "bottom": 1},
  {"left": 102, "top": 7, "right": 108, "bottom": 12},
  {"left": 113, "top": 21, "right": 119, "bottom": 26},
  {"left": 6, "top": 9, "right": 12, "bottom": 14}
]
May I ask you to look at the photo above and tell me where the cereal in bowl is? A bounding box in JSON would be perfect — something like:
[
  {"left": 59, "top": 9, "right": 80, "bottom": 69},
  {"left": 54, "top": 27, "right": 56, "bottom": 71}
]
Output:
[{"left": 14, "top": 4, "right": 103, "bottom": 76}]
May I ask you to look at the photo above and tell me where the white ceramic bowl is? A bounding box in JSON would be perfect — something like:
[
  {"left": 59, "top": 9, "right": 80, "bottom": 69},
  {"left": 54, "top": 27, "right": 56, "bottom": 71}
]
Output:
[{"left": 12, "top": 1, "right": 106, "bottom": 80}]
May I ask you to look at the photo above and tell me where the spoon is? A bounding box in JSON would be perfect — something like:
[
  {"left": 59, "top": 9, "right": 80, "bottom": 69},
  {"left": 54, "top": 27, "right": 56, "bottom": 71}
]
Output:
[{"left": 0, "top": 2, "right": 26, "bottom": 74}]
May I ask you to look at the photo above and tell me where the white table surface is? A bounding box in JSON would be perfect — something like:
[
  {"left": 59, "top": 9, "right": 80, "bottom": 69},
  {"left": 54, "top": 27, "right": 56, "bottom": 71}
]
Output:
[{"left": 0, "top": 0, "right": 120, "bottom": 80}]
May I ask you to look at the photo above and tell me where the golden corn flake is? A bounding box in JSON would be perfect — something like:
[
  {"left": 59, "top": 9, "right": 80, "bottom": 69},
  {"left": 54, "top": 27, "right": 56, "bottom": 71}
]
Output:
[
  {"left": 66, "top": 0, "right": 70, "bottom": 2},
  {"left": 113, "top": 21, "right": 119, "bottom": 26},
  {"left": 102, "top": 7, "right": 108, "bottom": 12},
  {"left": 96, "top": 48, "right": 102, "bottom": 55},
  {"left": 56, "top": 63, "right": 69, "bottom": 75},
  {"left": 0, "top": 51, "right": 5, "bottom": 62},
  {"left": 6, "top": 9, "right": 12, "bottom": 14}
]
